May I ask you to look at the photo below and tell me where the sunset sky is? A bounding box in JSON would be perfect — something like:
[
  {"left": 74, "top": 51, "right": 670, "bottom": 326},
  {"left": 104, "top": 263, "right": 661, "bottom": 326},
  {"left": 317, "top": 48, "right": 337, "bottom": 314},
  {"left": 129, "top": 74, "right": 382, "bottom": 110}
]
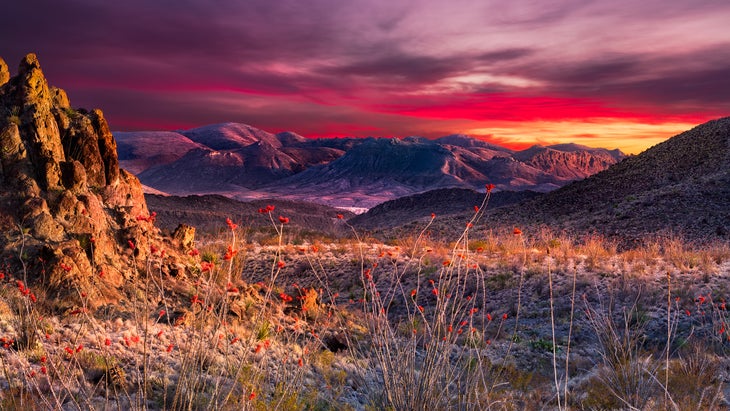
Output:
[{"left": 2, "top": 0, "right": 729, "bottom": 153}]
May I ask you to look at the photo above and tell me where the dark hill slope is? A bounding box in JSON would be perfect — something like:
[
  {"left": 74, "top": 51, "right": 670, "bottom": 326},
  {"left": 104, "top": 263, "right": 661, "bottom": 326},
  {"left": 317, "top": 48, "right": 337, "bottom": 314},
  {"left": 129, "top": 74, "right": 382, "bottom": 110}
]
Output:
[
  {"left": 350, "top": 188, "right": 542, "bottom": 230},
  {"left": 493, "top": 117, "right": 730, "bottom": 242}
]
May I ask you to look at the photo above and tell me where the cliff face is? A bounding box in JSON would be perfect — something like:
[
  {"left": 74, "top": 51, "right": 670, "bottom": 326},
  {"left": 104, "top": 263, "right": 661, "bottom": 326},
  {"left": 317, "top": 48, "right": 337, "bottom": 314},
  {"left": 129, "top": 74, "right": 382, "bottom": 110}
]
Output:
[{"left": 0, "top": 54, "right": 183, "bottom": 309}]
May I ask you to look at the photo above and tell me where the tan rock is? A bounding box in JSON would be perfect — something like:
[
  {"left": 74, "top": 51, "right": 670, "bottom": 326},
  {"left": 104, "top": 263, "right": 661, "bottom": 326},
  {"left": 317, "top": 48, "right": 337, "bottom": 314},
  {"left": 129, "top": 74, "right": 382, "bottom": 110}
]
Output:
[
  {"left": 32, "top": 212, "right": 65, "bottom": 242},
  {"left": 0, "top": 57, "right": 8, "bottom": 86},
  {"left": 173, "top": 224, "right": 196, "bottom": 250}
]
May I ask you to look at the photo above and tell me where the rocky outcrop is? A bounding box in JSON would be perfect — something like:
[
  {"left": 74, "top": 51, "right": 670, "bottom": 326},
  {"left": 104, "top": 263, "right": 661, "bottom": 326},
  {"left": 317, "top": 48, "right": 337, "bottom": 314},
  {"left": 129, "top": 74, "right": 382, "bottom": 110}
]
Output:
[
  {"left": 0, "top": 57, "right": 9, "bottom": 86},
  {"left": 0, "top": 54, "right": 188, "bottom": 310}
]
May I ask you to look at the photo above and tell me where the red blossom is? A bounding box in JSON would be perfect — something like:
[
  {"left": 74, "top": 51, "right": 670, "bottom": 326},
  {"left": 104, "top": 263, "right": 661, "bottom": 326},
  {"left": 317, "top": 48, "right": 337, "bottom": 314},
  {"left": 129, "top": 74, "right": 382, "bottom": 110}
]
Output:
[
  {"left": 486, "top": 183, "right": 495, "bottom": 193},
  {"left": 410, "top": 289, "right": 417, "bottom": 297},
  {"left": 473, "top": 206, "right": 479, "bottom": 212},
  {"left": 188, "top": 249, "right": 200, "bottom": 257},
  {"left": 224, "top": 245, "right": 238, "bottom": 260},
  {"left": 248, "top": 392, "right": 257, "bottom": 401},
  {"left": 166, "top": 344, "right": 174, "bottom": 352},
  {"left": 513, "top": 228, "right": 522, "bottom": 236},
  {"left": 127, "top": 240, "right": 136, "bottom": 250},
  {"left": 336, "top": 214, "right": 344, "bottom": 219},
  {"left": 226, "top": 218, "right": 238, "bottom": 230},
  {"left": 431, "top": 212, "right": 436, "bottom": 219},
  {"left": 277, "top": 261, "right": 286, "bottom": 269},
  {"left": 431, "top": 288, "right": 439, "bottom": 297},
  {"left": 278, "top": 216, "right": 290, "bottom": 224}
]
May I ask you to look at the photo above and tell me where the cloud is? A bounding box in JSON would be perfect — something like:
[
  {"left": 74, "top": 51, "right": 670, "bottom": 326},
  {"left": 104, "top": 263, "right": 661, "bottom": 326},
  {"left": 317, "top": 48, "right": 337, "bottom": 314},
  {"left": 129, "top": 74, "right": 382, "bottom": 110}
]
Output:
[{"left": 1, "top": 0, "right": 729, "bottom": 153}]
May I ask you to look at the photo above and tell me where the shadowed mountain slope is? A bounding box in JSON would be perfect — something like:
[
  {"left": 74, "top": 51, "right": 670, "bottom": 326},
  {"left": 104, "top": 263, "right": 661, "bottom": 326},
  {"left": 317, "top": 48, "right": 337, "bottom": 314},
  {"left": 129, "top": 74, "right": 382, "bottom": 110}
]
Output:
[{"left": 488, "top": 117, "right": 730, "bottom": 243}]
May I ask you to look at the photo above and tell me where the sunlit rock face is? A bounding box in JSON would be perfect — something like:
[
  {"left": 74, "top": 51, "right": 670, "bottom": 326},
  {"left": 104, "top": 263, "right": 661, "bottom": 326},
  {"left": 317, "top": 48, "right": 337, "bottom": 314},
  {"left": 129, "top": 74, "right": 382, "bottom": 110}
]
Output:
[{"left": 0, "top": 54, "right": 184, "bottom": 309}]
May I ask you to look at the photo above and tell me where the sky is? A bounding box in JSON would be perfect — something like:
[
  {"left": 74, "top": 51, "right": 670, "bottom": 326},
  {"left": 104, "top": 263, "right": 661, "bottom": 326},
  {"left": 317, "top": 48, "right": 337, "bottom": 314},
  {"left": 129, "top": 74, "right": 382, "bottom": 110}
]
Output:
[{"left": 2, "top": 0, "right": 730, "bottom": 153}]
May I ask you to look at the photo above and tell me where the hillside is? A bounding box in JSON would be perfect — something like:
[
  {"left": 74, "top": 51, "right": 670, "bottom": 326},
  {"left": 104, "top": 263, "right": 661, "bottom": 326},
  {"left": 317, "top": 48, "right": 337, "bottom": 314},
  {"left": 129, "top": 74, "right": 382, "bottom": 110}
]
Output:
[
  {"left": 145, "top": 194, "right": 353, "bottom": 237},
  {"left": 486, "top": 117, "right": 730, "bottom": 243},
  {"left": 349, "top": 188, "right": 542, "bottom": 230}
]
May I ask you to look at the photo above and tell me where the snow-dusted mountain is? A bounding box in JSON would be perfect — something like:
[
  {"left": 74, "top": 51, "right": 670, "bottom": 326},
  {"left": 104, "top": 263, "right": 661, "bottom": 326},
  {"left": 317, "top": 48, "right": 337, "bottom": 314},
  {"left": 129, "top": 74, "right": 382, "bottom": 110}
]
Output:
[{"left": 114, "top": 123, "right": 626, "bottom": 208}]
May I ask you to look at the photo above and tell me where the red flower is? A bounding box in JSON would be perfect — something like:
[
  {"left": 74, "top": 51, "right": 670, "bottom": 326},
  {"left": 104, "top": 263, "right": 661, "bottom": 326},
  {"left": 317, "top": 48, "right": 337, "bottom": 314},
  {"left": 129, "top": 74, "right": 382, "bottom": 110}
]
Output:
[
  {"left": 224, "top": 245, "right": 238, "bottom": 260},
  {"left": 513, "top": 228, "right": 522, "bottom": 235},
  {"left": 279, "top": 216, "right": 290, "bottom": 224},
  {"left": 188, "top": 248, "right": 200, "bottom": 257},
  {"left": 277, "top": 261, "right": 286, "bottom": 269},
  {"left": 487, "top": 313, "right": 492, "bottom": 322},
  {"left": 226, "top": 218, "right": 238, "bottom": 230},
  {"left": 486, "top": 183, "right": 495, "bottom": 193},
  {"left": 431, "top": 288, "right": 439, "bottom": 297},
  {"left": 40, "top": 366, "right": 47, "bottom": 375},
  {"left": 298, "top": 358, "right": 304, "bottom": 367},
  {"left": 473, "top": 206, "right": 479, "bottom": 212},
  {"left": 201, "top": 261, "right": 215, "bottom": 272},
  {"left": 410, "top": 289, "right": 417, "bottom": 297},
  {"left": 502, "top": 313, "right": 508, "bottom": 320},
  {"left": 76, "top": 344, "right": 83, "bottom": 353},
  {"left": 166, "top": 344, "right": 174, "bottom": 352},
  {"left": 128, "top": 240, "right": 136, "bottom": 250},
  {"left": 418, "top": 305, "right": 424, "bottom": 312},
  {"left": 248, "top": 392, "right": 256, "bottom": 401},
  {"left": 442, "top": 260, "right": 450, "bottom": 266},
  {"left": 431, "top": 212, "right": 436, "bottom": 219},
  {"left": 336, "top": 214, "right": 344, "bottom": 219}
]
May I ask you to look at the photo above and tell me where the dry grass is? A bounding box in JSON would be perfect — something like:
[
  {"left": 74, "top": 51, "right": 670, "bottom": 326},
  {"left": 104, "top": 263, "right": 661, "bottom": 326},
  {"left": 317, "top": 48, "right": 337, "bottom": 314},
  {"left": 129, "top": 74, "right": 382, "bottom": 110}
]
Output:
[{"left": 1, "top": 203, "right": 730, "bottom": 410}]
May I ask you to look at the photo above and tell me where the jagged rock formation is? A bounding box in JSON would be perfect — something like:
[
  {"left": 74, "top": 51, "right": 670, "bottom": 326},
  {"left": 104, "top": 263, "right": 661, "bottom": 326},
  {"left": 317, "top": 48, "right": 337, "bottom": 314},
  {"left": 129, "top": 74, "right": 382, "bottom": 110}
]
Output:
[{"left": 0, "top": 54, "right": 187, "bottom": 310}]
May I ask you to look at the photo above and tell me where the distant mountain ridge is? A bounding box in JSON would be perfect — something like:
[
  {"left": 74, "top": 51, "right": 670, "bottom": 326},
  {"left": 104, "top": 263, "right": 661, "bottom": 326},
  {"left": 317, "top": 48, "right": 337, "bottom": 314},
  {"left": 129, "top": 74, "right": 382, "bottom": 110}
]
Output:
[{"left": 115, "top": 123, "right": 625, "bottom": 208}]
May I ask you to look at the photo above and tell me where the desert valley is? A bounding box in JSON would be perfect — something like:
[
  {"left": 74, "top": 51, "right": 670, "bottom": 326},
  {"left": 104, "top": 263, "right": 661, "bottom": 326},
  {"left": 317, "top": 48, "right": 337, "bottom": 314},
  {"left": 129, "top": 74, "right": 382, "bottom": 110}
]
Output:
[{"left": 1, "top": 51, "right": 730, "bottom": 411}]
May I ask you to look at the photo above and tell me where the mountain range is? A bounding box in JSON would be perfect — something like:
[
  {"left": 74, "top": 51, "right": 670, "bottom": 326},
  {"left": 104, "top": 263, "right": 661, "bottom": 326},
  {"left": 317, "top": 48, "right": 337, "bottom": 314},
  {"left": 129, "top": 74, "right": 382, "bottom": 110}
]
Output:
[
  {"left": 115, "top": 123, "right": 625, "bottom": 209},
  {"left": 356, "top": 117, "right": 730, "bottom": 244}
]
